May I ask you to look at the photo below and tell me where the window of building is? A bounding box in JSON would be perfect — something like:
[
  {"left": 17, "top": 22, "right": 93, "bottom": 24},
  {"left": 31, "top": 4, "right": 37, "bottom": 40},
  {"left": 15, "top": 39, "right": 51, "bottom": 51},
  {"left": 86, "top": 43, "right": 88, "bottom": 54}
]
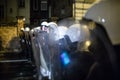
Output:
[
  {"left": 0, "top": 5, "right": 4, "bottom": 20},
  {"left": 18, "top": 0, "right": 25, "bottom": 8},
  {"left": 33, "top": 0, "right": 39, "bottom": 11},
  {"left": 41, "top": 0, "right": 47, "bottom": 11}
]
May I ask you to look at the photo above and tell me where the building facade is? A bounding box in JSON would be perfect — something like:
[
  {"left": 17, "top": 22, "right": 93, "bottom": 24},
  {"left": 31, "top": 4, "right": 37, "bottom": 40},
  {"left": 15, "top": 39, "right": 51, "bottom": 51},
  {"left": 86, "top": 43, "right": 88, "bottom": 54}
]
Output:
[
  {"left": 0, "top": 0, "right": 95, "bottom": 25},
  {"left": 0, "top": 0, "right": 30, "bottom": 24},
  {"left": 0, "top": 0, "right": 73, "bottom": 25}
]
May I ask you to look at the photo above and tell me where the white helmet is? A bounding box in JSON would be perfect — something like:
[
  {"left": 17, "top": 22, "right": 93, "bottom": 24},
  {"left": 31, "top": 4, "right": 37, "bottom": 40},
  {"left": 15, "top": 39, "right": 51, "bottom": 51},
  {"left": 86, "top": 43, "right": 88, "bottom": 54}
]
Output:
[
  {"left": 41, "top": 21, "right": 48, "bottom": 26},
  {"left": 66, "top": 24, "right": 81, "bottom": 42},
  {"left": 24, "top": 27, "right": 30, "bottom": 31},
  {"left": 57, "top": 26, "right": 68, "bottom": 40},
  {"left": 84, "top": 0, "right": 120, "bottom": 45}
]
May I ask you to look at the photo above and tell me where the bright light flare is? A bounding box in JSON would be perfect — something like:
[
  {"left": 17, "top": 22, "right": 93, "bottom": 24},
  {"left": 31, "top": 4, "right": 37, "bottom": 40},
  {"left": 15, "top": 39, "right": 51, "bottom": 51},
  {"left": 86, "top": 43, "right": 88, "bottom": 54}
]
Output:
[
  {"left": 85, "top": 40, "right": 91, "bottom": 47},
  {"left": 60, "top": 51, "right": 70, "bottom": 66}
]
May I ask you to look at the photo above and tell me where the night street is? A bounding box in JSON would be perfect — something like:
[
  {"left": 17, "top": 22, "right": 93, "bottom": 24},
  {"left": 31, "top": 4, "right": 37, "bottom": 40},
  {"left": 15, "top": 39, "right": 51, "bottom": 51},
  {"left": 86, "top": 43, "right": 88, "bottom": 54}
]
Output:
[
  {"left": 0, "top": 0, "right": 120, "bottom": 80},
  {"left": 0, "top": 51, "right": 37, "bottom": 80}
]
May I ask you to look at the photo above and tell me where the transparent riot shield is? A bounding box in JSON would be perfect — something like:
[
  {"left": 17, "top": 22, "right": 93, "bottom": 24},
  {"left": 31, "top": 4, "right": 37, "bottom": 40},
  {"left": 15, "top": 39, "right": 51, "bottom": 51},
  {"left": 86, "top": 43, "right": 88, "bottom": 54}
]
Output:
[
  {"left": 47, "top": 18, "right": 118, "bottom": 80},
  {"left": 30, "top": 27, "right": 51, "bottom": 80},
  {"left": 47, "top": 20, "right": 94, "bottom": 80},
  {"left": 31, "top": 18, "right": 119, "bottom": 80}
]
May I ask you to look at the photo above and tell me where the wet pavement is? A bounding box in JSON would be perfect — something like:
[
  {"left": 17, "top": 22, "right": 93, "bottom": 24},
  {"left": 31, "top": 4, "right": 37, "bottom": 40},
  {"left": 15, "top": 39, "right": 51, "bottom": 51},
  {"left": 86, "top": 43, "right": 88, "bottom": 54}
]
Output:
[{"left": 0, "top": 51, "right": 38, "bottom": 80}]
